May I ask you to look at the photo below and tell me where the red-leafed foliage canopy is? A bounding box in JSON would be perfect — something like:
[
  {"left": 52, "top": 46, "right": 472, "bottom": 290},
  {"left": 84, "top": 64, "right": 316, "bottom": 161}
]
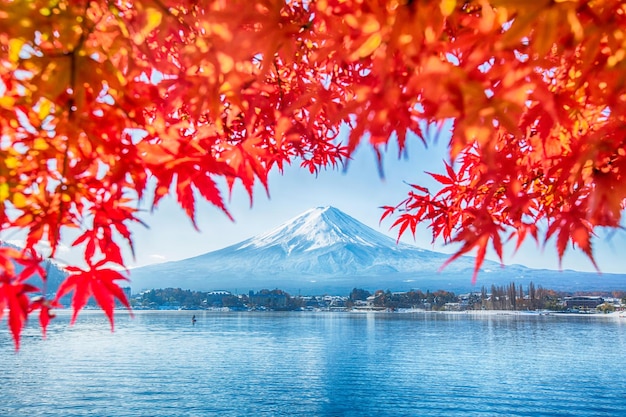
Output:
[{"left": 1, "top": 0, "right": 625, "bottom": 348}]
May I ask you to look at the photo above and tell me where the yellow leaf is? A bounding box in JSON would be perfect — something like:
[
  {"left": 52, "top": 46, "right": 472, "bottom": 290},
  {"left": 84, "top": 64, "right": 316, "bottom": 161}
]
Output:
[
  {"left": 5, "top": 156, "right": 18, "bottom": 169},
  {"left": 0, "top": 183, "right": 8, "bottom": 202},
  {"left": 0, "top": 96, "right": 15, "bottom": 109},
  {"left": 216, "top": 52, "right": 234, "bottom": 73},
  {"left": 38, "top": 99, "right": 52, "bottom": 120},
  {"left": 353, "top": 33, "right": 382, "bottom": 59},
  {"left": 12, "top": 192, "right": 26, "bottom": 208},
  {"left": 344, "top": 14, "right": 358, "bottom": 29},
  {"left": 361, "top": 15, "right": 380, "bottom": 35},
  {"left": 206, "top": 23, "right": 232, "bottom": 42},
  {"left": 33, "top": 138, "right": 49, "bottom": 150},
  {"left": 440, "top": 0, "right": 456, "bottom": 17},
  {"left": 145, "top": 7, "right": 162, "bottom": 32},
  {"left": 8, "top": 38, "right": 24, "bottom": 63},
  {"left": 133, "top": 7, "right": 162, "bottom": 45},
  {"left": 195, "top": 37, "right": 209, "bottom": 53}
]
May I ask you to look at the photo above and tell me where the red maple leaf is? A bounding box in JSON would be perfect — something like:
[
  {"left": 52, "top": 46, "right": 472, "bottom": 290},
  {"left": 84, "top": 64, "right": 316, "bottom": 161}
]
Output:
[
  {"left": 0, "top": 281, "right": 38, "bottom": 350},
  {"left": 54, "top": 261, "right": 132, "bottom": 329}
]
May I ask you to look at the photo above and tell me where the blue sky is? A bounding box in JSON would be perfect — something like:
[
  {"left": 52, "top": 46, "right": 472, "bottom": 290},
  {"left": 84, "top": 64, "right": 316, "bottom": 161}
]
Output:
[
  {"left": 5, "top": 129, "right": 624, "bottom": 274},
  {"left": 120, "top": 132, "right": 626, "bottom": 275}
]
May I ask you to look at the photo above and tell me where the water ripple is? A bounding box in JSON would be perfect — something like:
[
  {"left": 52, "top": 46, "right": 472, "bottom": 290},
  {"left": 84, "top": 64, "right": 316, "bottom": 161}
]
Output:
[{"left": 1, "top": 311, "right": 625, "bottom": 416}]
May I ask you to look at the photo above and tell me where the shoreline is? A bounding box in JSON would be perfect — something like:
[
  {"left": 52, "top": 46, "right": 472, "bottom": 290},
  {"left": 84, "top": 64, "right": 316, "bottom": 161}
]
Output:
[
  {"left": 361, "top": 308, "right": 626, "bottom": 318},
  {"left": 46, "top": 307, "right": 626, "bottom": 319}
]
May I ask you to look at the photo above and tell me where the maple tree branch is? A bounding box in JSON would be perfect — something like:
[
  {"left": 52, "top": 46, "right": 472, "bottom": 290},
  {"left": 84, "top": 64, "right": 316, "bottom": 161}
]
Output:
[
  {"left": 51, "top": 1, "right": 94, "bottom": 254},
  {"left": 273, "top": 58, "right": 285, "bottom": 106},
  {"left": 151, "top": 0, "right": 194, "bottom": 33}
]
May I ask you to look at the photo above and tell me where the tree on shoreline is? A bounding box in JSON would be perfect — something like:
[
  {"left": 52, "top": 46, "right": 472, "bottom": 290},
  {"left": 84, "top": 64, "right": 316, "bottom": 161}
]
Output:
[{"left": 1, "top": 0, "right": 625, "bottom": 347}]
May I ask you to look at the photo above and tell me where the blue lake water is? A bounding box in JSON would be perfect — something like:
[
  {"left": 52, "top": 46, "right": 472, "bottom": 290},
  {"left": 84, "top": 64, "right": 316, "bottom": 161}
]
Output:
[{"left": 1, "top": 310, "right": 626, "bottom": 416}]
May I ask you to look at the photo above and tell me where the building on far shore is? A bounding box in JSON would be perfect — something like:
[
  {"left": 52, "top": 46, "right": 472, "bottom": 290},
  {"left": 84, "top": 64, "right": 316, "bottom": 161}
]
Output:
[
  {"left": 563, "top": 296, "right": 604, "bottom": 309},
  {"left": 248, "top": 290, "right": 288, "bottom": 309}
]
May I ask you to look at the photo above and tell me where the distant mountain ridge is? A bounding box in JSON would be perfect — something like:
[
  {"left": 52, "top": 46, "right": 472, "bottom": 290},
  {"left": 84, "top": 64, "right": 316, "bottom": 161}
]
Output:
[
  {"left": 129, "top": 206, "right": 626, "bottom": 294},
  {"left": 0, "top": 241, "right": 68, "bottom": 295}
]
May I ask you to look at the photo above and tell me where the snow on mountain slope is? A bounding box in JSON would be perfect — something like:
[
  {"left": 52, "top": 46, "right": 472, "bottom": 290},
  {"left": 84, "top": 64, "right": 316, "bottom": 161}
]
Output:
[
  {"left": 129, "top": 206, "right": 485, "bottom": 292},
  {"left": 219, "top": 206, "right": 472, "bottom": 273},
  {"left": 238, "top": 206, "right": 410, "bottom": 253}
]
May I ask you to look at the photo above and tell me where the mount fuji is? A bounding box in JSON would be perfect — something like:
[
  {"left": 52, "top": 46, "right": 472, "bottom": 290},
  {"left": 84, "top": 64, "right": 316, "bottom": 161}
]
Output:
[{"left": 129, "top": 206, "right": 626, "bottom": 294}]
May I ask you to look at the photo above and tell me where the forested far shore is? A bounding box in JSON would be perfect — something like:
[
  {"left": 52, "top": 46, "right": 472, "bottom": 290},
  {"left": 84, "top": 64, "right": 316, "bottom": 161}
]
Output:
[{"left": 121, "top": 284, "right": 626, "bottom": 313}]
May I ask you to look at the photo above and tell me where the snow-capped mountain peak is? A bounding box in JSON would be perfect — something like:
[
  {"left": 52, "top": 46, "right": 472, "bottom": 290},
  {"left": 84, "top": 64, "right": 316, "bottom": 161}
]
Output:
[
  {"left": 128, "top": 206, "right": 626, "bottom": 294},
  {"left": 237, "top": 206, "right": 400, "bottom": 253}
]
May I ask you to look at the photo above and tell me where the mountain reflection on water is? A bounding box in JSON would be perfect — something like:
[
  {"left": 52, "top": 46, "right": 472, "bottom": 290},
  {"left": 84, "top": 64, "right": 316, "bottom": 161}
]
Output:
[{"left": 2, "top": 310, "right": 626, "bottom": 416}]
